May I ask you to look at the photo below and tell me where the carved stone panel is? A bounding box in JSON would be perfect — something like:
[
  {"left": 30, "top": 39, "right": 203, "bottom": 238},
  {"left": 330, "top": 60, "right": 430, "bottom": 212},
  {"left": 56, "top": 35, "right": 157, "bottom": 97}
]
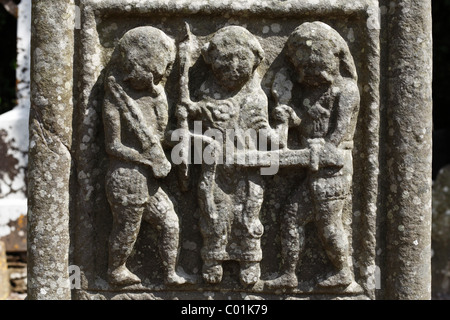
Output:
[
  {"left": 28, "top": 0, "right": 432, "bottom": 300},
  {"left": 69, "top": 0, "right": 379, "bottom": 300}
]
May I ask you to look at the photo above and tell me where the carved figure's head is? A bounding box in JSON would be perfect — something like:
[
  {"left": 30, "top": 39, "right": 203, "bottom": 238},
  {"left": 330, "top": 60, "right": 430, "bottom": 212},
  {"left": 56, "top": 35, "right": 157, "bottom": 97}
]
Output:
[
  {"left": 285, "top": 22, "right": 357, "bottom": 86},
  {"left": 202, "top": 26, "right": 265, "bottom": 90},
  {"left": 116, "top": 26, "right": 176, "bottom": 91}
]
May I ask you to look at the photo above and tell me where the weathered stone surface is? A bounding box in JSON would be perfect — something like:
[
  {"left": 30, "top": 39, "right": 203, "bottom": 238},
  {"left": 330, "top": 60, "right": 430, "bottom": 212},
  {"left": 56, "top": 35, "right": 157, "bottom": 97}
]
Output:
[
  {"left": 432, "top": 165, "right": 450, "bottom": 300},
  {"left": 381, "top": 0, "right": 433, "bottom": 300},
  {"left": 28, "top": 0, "right": 432, "bottom": 300},
  {"left": 27, "top": 0, "right": 74, "bottom": 300}
]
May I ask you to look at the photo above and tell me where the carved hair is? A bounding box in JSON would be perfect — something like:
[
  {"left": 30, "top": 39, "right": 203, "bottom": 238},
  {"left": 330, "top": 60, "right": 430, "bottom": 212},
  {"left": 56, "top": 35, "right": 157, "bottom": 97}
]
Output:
[
  {"left": 286, "top": 21, "right": 357, "bottom": 81},
  {"left": 112, "top": 26, "right": 176, "bottom": 76},
  {"left": 202, "top": 26, "right": 265, "bottom": 69}
]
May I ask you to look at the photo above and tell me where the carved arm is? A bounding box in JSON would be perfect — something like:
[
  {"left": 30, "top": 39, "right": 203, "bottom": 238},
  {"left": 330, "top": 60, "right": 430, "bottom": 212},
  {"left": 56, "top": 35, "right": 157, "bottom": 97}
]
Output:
[{"left": 105, "top": 76, "right": 171, "bottom": 178}]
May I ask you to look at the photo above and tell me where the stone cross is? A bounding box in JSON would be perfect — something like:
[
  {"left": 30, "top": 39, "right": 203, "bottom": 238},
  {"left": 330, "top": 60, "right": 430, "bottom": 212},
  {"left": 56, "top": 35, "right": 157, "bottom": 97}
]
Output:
[{"left": 28, "top": 0, "right": 432, "bottom": 300}]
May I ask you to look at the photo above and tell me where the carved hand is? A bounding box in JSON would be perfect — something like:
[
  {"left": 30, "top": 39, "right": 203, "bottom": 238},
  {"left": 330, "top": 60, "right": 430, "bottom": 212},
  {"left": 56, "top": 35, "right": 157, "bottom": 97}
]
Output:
[
  {"left": 308, "top": 103, "right": 330, "bottom": 118},
  {"left": 307, "top": 138, "right": 325, "bottom": 172},
  {"left": 273, "top": 104, "right": 301, "bottom": 127},
  {"left": 107, "top": 76, "right": 131, "bottom": 104},
  {"left": 177, "top": 100, "right": 200, "bottom": 120},
  {"left": 308, "top": 139, "right": 345, "bottom": 170},
  {"left": 150, "top": 157, "right": 172, "bottom": 179},
  {"left": 107, "top": 76, "right": 119, "bottom": 94},
  {"left": 272, "top": 104, "right": 297, "bottom": 149},
  {"left": 147, "top": 72, "right": 164, "bottom": 96}
]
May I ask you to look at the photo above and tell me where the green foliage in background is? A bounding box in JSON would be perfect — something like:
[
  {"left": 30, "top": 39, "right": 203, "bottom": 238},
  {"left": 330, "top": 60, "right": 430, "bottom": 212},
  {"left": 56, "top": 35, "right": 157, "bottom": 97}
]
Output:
[
  {"left": 433, "top": 0, "right": 450, "bottom": 130},
  {"left": 0, "top": 6, "right": 17, "bottom": 114}
]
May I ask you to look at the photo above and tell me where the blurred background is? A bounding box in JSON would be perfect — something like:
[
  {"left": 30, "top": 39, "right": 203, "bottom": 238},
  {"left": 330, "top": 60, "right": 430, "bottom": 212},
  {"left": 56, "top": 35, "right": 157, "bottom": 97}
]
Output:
[
  {"left": 0, "top": 1, "right": 18, "bottom": 116},
  {"left": 0, "top": 0, "right": 448, "bottom": 300},
  {"left": 431, "top": 0, "right": 450, "bottom": 301}
]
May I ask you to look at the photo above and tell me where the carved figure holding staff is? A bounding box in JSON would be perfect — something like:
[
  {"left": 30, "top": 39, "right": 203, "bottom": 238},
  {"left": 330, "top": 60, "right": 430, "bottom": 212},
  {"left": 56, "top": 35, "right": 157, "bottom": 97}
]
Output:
[
  {"left": 175, "top": 25, "right": 278, "bottom": 285},
  {"left": 103, "top": 26, "right": 191, "bottom": 286}
]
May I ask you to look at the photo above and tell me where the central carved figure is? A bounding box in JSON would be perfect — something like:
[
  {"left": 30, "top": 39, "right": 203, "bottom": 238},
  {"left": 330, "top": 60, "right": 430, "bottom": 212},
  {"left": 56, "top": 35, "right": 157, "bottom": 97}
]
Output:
[{"left": 177, "top": 26, "right": 278, "bottom": 285}]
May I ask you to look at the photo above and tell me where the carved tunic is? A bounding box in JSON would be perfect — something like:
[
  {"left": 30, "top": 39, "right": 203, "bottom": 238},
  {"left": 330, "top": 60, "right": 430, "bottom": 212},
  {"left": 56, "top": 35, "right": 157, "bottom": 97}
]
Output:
[{"left": 193, "top": 78, "right": 269, "bottom": 263}]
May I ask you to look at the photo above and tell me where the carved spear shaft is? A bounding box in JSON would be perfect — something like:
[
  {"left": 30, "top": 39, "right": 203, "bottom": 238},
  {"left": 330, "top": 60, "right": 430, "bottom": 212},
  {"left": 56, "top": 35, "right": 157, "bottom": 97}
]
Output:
[
  {"left": 107, "top": 76, "right": 165, "bottom": 165},
  {"left": 176, "top": 23, "right": 196, "bottom": 191}
]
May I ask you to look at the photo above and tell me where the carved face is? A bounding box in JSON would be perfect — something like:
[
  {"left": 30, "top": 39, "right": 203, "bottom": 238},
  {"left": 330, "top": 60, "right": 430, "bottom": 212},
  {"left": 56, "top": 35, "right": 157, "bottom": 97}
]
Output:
[
  {"left": 117, "top": 27, "right": 176, "bottom": 91},
  {"left": 203, "top": 26, "right": 264, "bottom": 91},
  {"left": 208, "top": 46, "right": 256, "bottom": 90},
  {"left": 290, "top": 43, "right": 339, "bottom": 85},
  {"left": 286, "top": 22, "right": 357, "bottom": 86},
  {"left": 122, "top": 50, "right": 172, "bottom": 91}
]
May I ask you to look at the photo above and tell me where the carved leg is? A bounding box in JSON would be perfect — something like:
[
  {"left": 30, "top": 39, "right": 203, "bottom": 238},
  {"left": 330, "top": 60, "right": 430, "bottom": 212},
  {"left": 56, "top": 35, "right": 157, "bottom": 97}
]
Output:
[
  {"left": 200, "top": 217, "right": 226, "bottom": 285},
  {"left": 144, "top": 187, "right": 194, "bottom": 285},
  {"left": 267, "top": 181, "right": 314, "bottom": 288},
  {"left": 265, "top": 203, "right": 303, "bottom": 289},
  {"left": 313, "top": 197, "right": 353, "bottom": 288},
  {"left": 199, "top": 207, "right": 227, "bottom": 284},
  {"left": 198, "top": 164, "right": 229, "bottom": 284},
  {"left": 239, "top": 176, "right": 264, "bottom": 286},
  {"left": 266, "top": 182, "right": 311, "bottom": 289},
  {"left": 108, "top": 203, "right": 143, "bottom": 286}
]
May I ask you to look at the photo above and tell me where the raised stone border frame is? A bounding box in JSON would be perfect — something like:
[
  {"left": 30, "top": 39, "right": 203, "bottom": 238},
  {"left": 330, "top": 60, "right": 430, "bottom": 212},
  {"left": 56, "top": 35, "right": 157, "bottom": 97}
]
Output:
[{"left": 28, "top": 0, "right": 432, "bottom": 300}]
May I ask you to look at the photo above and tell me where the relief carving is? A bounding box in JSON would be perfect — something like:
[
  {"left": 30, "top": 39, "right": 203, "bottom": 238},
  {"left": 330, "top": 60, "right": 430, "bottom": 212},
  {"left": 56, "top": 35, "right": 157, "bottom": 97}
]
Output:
[
  {"left": 266, "top": 22, "right": 360, "bottom": 289},
  {"left": 103, "top": 26, "right": 192, "bottom": 286},
  {"left": 101, "top": 21, "right": 360, "bottom": 291},
  {"left": 176, "top": 26, "right": 279, "bottom": 286}
]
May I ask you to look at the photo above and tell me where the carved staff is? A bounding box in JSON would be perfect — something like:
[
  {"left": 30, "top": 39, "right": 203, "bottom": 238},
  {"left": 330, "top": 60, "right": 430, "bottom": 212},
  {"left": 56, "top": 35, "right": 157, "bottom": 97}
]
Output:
[
  {"left": 107, "top": 76, "right": 168, "bottom": 172},
  {"left": 176, "top": 22, "right": 197, "bottom": 191}
]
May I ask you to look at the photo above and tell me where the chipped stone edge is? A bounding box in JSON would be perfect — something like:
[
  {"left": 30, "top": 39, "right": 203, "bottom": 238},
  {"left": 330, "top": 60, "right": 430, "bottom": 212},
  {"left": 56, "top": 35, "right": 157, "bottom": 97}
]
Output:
[
  {"left": 382, "top": 0, "right": 433, "bottom": 300},
  {"left": 27, "top": 0, "right": 75, "bottom": 300},
  {"left": 88, "top": 0, "right": 372, "bottom": 15}
]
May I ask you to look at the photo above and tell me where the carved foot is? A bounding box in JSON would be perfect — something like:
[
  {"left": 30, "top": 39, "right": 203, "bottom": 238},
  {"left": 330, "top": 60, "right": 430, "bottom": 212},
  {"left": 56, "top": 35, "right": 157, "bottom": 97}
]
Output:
[
  {"left": 108, "top": 266, "right": 141, "bottom": 286},
  {"left": 202, "top": 261, "right": 223, "bottom": 284},
  {"left": 166, "top": 271, "right": 197, "bottom": 286},
  {"left": 265, "top": 273, "right": 298, "bottom": 289},
  {"left": 317, "top": 269, "right": 353, "bottom": 288},
  {"left": 240, "top": 262, "right": 261, "bottom": 286}
]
